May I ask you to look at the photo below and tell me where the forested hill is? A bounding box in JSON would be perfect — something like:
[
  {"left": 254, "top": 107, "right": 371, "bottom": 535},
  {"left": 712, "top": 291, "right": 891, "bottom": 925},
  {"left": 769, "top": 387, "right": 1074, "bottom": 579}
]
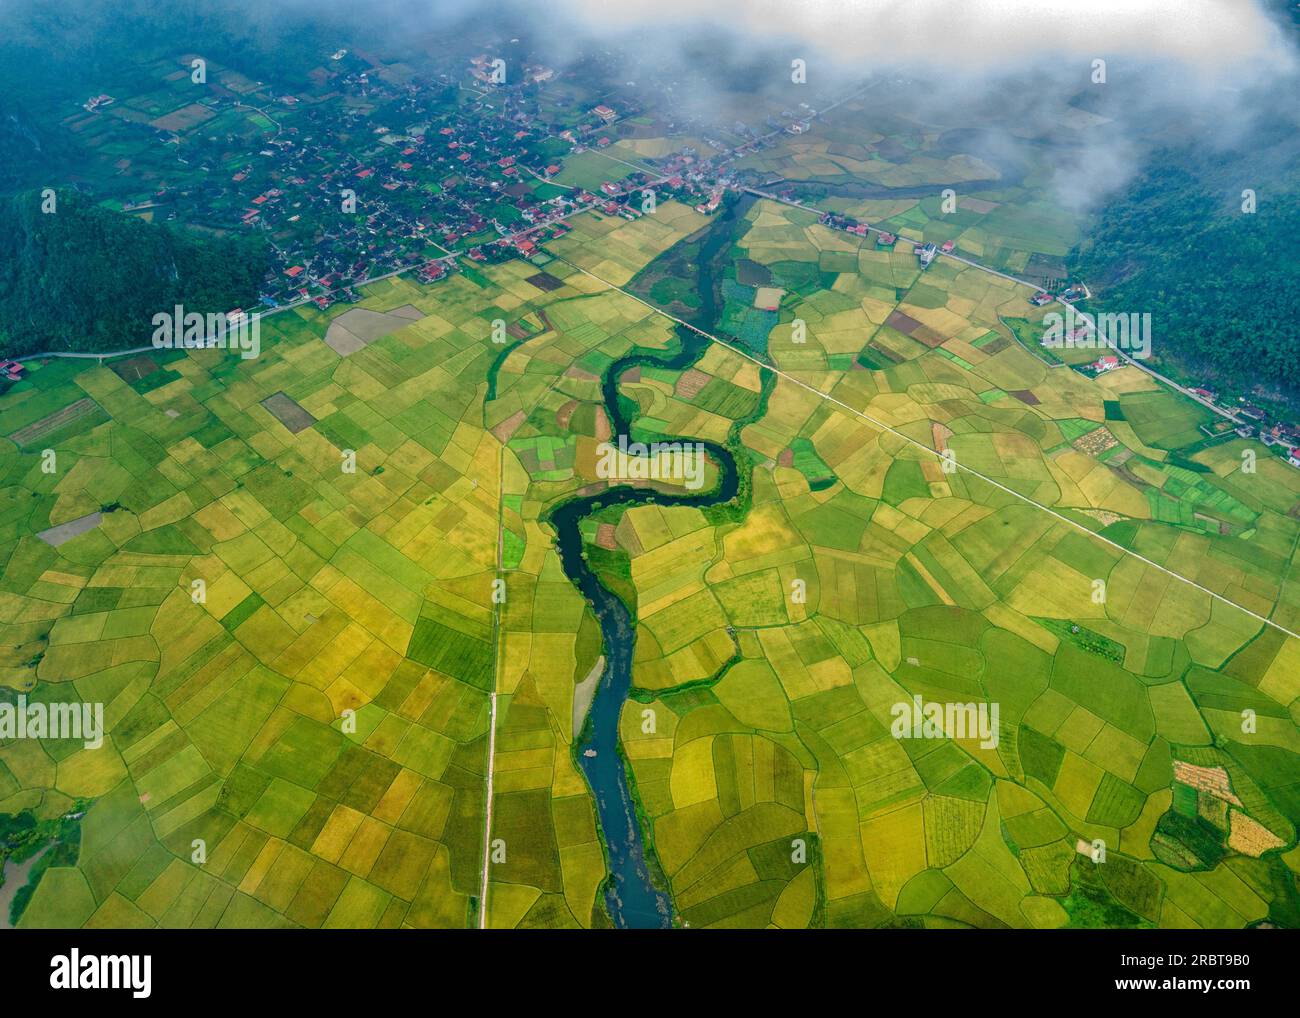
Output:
[
  {"left": 1068, "top": 166, "right": 1300, "bottom": 399},
  {"left": 1066, "top": 2, "right": 1300, "bottom": 401},
  {"left": 0, "top": 190, "right": 268, "bottom": 358}
]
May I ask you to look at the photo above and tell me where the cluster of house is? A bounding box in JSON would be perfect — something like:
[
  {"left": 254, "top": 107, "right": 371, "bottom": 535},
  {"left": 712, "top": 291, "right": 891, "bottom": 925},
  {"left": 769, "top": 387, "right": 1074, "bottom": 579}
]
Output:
[
  {"left": 911, "top": 238, "right": 958, "bottom": 263},
  {"left": 818, "top": 211, "right": 870, "bottom": 238},
  {"left": 1027, "top": 285, "right": 1300, "bottom": 466},
  {"left": 1030, "top": 284, "right": 1090, "bottom": 307},
  {"left": 814, "top": 213, "right": 966, "bottom": 268},
  {"left": 235, "top": 64, "right": 737, "bottom": 299},
  {"left": 85, "top": 55, "right": 654, "bottom": 308},
  {"left": 1194, "top": 390, "right": 1300, "bottom": 467},
  {"left": 73, "top": 44, "right": 824, "bottom": 320},
  {"left": 0, "top": 359, "right": 26, "bottom": 383},
  {"left": 1258, "top": 424, "right": 1300, "bottom": 469},
  {"left": 416, "top": 260, "right": 450, "bottom": 284}
]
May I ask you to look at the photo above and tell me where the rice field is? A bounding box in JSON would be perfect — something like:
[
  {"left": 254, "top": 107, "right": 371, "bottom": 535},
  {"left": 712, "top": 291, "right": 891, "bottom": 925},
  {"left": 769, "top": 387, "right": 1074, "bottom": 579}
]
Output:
[{"left": 3, "top": 185, "right": 1299, "bottom": 931}]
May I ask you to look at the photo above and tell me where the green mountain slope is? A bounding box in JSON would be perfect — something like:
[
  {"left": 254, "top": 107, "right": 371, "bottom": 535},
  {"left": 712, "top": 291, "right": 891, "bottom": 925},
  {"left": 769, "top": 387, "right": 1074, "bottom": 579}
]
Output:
[{"left": 0, "top": 189, "right": 268, "bottom": 357}]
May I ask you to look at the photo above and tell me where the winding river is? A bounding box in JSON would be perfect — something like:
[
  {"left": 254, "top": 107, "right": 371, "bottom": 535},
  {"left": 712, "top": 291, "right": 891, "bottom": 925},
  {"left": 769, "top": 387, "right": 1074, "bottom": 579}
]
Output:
[
  {"left": 542, "top": 142, "right": 1024, "bottom": 924},
  {"left": 546, "top": 326, "right": 740, "bottom": 928}
]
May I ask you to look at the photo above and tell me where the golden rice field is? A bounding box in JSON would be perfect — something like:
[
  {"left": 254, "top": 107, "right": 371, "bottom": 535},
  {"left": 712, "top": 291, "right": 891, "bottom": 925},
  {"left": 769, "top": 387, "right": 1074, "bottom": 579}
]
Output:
[{"left": 3, "top": 192, "right": 1299, "bottom": 932}]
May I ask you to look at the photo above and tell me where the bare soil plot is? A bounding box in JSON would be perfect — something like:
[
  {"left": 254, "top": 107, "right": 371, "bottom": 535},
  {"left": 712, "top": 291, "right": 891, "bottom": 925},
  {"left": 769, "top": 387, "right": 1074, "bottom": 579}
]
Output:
[
  {"left": 150, "top": 103, "right": 217, "bottom": 132},
  {"left": 323, "top": 304, "right": 424, "bottom": 355},
  {"left": 736, "top": 259, "right": 773, "bottom": 286},
  {"left": 261, "top": 391, "right": 317, "bottom": 433},
  {"left": 490, "top": 409, "right": 526, "bottom": 443},
  {"left": 674, "top": 369, "right": 710, "bottom": 399},
  {"left": 37, "top": 511, "right": 103, "bottom": 547},
  {"left": 886, "top": 310, "right": 946, "bottom": 349},
  {"left": 110, "top": 355, "right": 160, "bottom": 383},
  {"left": 1073, "top": 427, "right": 1118, "bottom": 456},
  {"left": 525, "top": 272, "right": 565, "bottom": 292}
]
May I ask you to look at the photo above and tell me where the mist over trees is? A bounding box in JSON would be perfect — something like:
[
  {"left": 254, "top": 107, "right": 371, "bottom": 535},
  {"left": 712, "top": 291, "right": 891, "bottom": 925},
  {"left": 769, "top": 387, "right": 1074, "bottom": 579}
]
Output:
[
  {"left": 1, "top": 0, "right": 1297, "bottom": 384},
  {"left": 1070, "top": 155, "right": 1300, "bottom": 398}
]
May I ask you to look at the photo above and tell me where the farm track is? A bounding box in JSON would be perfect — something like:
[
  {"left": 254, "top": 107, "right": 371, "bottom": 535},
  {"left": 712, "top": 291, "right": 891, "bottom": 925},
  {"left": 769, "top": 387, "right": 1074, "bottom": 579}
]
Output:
[{"left": 477, "top": 447, "right": 505, "bottom": 929}]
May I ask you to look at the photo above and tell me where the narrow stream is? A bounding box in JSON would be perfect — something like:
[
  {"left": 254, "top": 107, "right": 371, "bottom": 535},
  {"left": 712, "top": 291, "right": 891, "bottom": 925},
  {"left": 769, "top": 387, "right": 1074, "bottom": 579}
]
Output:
[
  {"left": 543, "top": 159, "right": 1014, "bottom": 925},
  {"left": 547, "top": 327, "right": 739, "bottom": 928}
]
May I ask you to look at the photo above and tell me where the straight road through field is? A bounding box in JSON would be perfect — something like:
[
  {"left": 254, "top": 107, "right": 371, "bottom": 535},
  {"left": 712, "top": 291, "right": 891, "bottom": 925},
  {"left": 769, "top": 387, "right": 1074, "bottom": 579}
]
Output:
[{"left": 553, "top": 254, "right": 1300, "bottom": 644}]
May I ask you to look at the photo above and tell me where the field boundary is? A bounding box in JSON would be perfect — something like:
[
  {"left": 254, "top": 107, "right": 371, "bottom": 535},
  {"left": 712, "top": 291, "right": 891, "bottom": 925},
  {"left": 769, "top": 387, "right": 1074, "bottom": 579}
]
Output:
[{"left": 554, "top": 254, "right": 1300, "bottom": 644}]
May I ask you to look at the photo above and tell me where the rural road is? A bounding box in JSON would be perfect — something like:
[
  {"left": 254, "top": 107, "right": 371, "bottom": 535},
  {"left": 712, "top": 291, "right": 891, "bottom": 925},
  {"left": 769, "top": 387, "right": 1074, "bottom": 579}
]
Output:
[{"left": 743, "top": 185, "right": 1245, "bottom": 428}]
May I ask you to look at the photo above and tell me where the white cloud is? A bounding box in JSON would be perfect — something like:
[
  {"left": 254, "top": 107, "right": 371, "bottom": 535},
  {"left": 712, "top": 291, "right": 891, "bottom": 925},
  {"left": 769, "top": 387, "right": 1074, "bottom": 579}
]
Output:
[{"left": 556, "top": 0, "right": 1296, "bottom": 81}]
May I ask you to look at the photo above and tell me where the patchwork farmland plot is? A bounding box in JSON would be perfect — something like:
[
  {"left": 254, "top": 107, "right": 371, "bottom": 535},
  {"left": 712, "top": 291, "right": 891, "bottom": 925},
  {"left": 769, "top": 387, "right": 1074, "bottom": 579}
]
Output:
[{"left": 2, "top": 187, "right": 1299, "bottom": 933}]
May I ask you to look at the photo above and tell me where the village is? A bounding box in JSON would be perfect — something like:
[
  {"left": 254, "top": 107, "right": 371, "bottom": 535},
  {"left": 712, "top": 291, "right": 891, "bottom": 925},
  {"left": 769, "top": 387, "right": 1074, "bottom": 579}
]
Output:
[
  {"left": 67, "top": 47, "right": 751, "bottom": 319},
  {"left": 49, "top": 42, "right": 1300, "bottom": 479}
]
